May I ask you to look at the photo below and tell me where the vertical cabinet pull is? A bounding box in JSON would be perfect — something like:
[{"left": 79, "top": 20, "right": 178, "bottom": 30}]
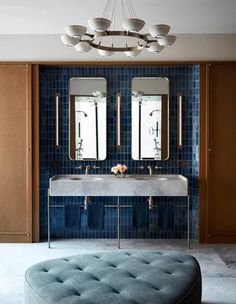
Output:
[
  {"left": 177, "top": 93, "right": 183, "bottom": 149},
  {"left": 55, "top": 93, "right": 60, "bottom": 148},
  {"left": 116, "top": 93, "right": 121, "bottom": 147}
]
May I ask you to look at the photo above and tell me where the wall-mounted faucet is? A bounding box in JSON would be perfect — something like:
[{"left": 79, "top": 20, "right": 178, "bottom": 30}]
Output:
[
  {"left": 74, "top": 164, "right": 100, "bottom": 209},
  {"left": 85, "top": 165, "right": 90, "bottom": 175},
  {"left": 74, "top": 165, "right": 100, "bottom": 174},
  {"left": 137, "top": 165, "right": 162, "bottom": 209},
  {"left": 147, "top": 165, "right": 153, "bottom": 176},
  {"left": 74, "top": 165, "right": 90, "bottom": 174}
]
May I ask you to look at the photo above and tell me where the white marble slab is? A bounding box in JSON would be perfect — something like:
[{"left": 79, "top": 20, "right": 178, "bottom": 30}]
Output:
[{"left": 49, "top": 174, "right": 188, "bottom": 197}]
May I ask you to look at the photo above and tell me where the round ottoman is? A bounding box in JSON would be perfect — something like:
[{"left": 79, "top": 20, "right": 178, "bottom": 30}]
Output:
[{"left": 25, "top": 251, "right": 202, "bottom": 304}]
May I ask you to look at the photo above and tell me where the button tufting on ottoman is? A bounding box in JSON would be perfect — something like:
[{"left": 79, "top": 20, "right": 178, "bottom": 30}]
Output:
[{"left": 25, "top": 251, "right": 202, "bottom": 304}]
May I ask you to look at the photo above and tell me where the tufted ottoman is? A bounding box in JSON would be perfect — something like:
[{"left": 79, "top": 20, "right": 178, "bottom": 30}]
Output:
[{"left": 25, "top": 251, "right": 201, "bottom": 304}]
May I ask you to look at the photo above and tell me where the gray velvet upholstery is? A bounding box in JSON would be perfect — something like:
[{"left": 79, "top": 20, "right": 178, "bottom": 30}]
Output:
[{"left": 25, "top": 251, "right": 202, "bottom": 304}]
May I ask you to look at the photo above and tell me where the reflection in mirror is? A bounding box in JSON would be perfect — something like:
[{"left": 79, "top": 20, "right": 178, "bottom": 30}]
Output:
[
  {"left": 69, "top": 78, "right": 107, "bottom": 160},
  {"left": 132, "top": 77, "right": 169, "bottom": 160}
]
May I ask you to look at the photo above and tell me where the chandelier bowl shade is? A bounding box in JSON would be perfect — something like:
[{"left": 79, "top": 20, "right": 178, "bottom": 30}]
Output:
[
  {"left": 149, "top": 24, "right": 170, "bottom": 38},
  {"left": 125, "top": 47, "right": 142, "bottom": 57},
  {"left": 65, "top": 25, "right": 87, "bottom": 37},
  {"left": 158, "top": 35, "right": 176, "bottom": 46},
  {"left": 97, "top": 49, "right": 114, "bottom": 56},
  {"left": 122, "top": 18, "right": 145, "bottom": 32},
  {"left": 60, "top": 34, "right": 80, "bottom": 46},
  {"left": 148, "top": 42, "right": 164, "bottom": 53},
  {"left": 75, "top": 41, "right": 91, "bottom": 53},
  {"left": 88, "top": 18, "right": 111, "bottom": 32}
]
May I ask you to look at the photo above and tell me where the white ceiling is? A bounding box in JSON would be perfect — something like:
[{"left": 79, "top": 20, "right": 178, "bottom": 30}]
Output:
[{"left": 0, "top": 0, "right": 236, "bottom": 34}]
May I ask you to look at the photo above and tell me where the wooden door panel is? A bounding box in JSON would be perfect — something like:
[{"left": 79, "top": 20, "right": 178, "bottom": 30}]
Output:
[
  {"left": 0, "top": 118, "right": 27, "bottom": 232},
  {"left": 208, "top": 64, "right": 236, "bottom": 239},
  {"left": 0, "top": 64, "right": 32, "bottom": 242},
  {"left": 0, "top": 66, "right": 29, "bottom": 118}
]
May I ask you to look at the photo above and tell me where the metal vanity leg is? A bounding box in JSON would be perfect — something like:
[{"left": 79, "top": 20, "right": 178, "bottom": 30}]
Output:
[
  {"left": 48, "top": 189, "right": 51, "bottom": 249},
  {"left": 187, "top": 195, "right": 190, "bottom": 249},
  {"left": 117, "top": 197, "right": 120, "bottom": 249}
]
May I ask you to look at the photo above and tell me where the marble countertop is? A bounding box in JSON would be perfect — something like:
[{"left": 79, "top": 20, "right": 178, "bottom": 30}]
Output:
[{"left": 49, "top": 174, "right": 188, "bottom": 197}]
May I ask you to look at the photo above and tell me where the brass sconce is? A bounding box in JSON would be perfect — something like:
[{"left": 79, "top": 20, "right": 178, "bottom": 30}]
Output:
[
  {"left": 55, "top": 93, "right": 60, "bottom": 148},
  {"left": 116, "top": 93, "right": 122, "bottom": 147},
  {"left": 177, "top": 93, "right": 183, "bottom": 149}
]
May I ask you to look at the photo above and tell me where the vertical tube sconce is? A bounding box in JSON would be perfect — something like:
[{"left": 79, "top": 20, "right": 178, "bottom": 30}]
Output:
[
  {"left": 55, "top": 93, "right": 60, "bottom": 148},
  {"left": 177, "top": 93, "right": 183, "bottom": 149},
  {"left": 116, "top": 93, "right": 121, "bottom": 147}
]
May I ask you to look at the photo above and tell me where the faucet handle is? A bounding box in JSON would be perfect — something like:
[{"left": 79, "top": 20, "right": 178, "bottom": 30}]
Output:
[
  {"left": 74, "top": 165, "right": 84, "bottom": 170},
  {"left": 137, "top": 165, "right": 144, "bottom": 170},
  {"left": 155, "top": 165, "right": 162, "bottom": 169},
  {"left": 92, "top": 166, "right": 100, "bottom": 170}
]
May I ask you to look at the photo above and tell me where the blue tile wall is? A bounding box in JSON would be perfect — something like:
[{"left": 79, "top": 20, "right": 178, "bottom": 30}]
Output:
[{"left": 40, "top": 65, "right": 199, "bottom": 240}]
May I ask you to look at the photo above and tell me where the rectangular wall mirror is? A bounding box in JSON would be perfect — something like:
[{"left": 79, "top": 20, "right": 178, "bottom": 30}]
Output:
[
  {"left": 132, "top": 77, "right": 169, "bottom": 160},
  {"left": 69, "top": 77, "right": 107, "bottom": 160}
]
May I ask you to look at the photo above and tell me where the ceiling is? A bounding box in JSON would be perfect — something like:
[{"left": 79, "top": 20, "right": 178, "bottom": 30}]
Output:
[{"left": 0, "top": 0, "right": 236, "bottom": 35}]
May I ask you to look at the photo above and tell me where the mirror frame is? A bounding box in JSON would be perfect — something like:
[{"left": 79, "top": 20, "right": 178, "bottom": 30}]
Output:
[
  {"left": 131, "top": 77, "right": 169, "bottom": 161},
  {"left": 69, "top": 77, "right": 107, "bottom": 161}
]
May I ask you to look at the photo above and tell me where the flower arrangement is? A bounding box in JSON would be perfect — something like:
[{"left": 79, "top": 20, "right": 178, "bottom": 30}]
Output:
[{"left": 111, "top": 164, "right": 128, "bottom": 177}]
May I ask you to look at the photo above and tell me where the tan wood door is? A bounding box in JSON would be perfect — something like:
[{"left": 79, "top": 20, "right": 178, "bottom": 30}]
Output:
[
  {"left": 0, "top": 64, "right": 32, "bottom": 242},
  {"left": 207, "top": 63, "right": 236, "bottom": 242}
]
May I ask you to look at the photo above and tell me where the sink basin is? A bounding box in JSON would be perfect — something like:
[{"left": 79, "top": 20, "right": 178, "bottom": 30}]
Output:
[
  {"left": 132, "top": 175, "right": 168, "bottom": 181},
  {"left": 49, "top": 174, "right": 188, "bottom": 197},
  {"left": 69, "top": 176, "right": 103, "bottom": 181},
  {"left": 70, "top": 177, "right": 81, "bottom": 180}
]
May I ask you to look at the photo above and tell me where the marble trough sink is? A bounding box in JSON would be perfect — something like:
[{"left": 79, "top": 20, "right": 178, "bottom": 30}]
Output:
[{"left": 49, "top": 174, "right": 188, "bottom": 197}]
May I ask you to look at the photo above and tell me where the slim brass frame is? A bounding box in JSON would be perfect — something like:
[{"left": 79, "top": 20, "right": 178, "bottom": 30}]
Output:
[
  {"left": 177, "top": 93, "right": 183, "bottom": 149},
  {"left": 116, "top": 93, "right": 122, "bottom": 147},
  {"left": 55, "top": 93, "right": 60, "bottom": 148}
]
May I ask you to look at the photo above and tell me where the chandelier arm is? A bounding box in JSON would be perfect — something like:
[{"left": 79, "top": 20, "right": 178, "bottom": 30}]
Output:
[
  {"left": 147, "top": 39, "right": 159, "bottom": 44},
  {"left": 83, "top": 33, "right": 95, "bottom": 39},
  {"left": 89, "top": 41, "right": 145, "bottom": 52},
  {"left": 93, "top": 30, "right": 149, "bottom": 43},
  {"left": 81, "top": 32, "right": 157, "bottom": 43}
]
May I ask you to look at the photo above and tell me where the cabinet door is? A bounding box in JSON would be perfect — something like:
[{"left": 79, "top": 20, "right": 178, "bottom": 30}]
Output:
[
  {"left": 0, "top": 64, "right": 32, "bottom": 242},
  {"left": 207, "top": 64, "right": 236, "bottom": 242}
]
